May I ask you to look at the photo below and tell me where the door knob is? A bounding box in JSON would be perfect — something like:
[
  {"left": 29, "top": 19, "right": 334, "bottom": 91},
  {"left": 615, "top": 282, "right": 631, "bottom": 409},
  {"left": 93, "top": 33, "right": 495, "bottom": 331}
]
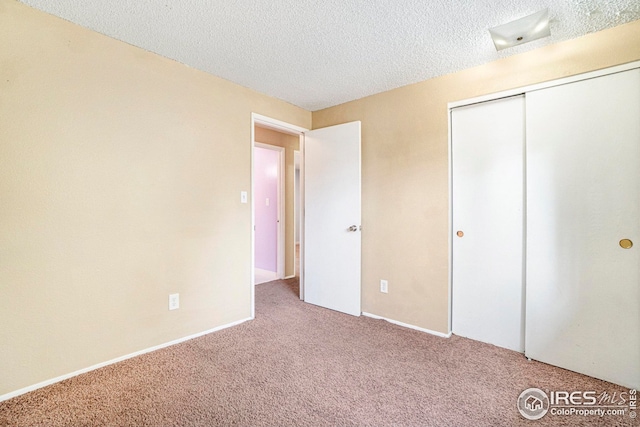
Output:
[
  {"left": 456, "top": 231, "right": 464, "bottom": 237},
  {"left": 348, "top": 225, "right": 358, "bottom": 232}
]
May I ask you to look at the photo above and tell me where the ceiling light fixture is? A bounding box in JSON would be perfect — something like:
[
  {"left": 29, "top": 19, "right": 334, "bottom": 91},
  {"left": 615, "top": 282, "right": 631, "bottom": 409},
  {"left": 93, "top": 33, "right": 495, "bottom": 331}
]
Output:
[{"left": 489, "top": 9, "right": 551, "bottom": 51}]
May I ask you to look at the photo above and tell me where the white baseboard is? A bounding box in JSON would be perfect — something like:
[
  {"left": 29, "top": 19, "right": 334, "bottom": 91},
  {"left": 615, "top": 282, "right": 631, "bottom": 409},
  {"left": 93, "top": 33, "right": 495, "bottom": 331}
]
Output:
[
  {"left": 362, "top": 312, "right": 452, "bottom": 338},
  {"left": 284, "top": 274, "right": 295, "bottom": 279},
  {"left": 0, "top": 317, "right": 252, "bottom": 403},
  {"left": 254, "top": 268, "right": 278, "bottom": 285}
]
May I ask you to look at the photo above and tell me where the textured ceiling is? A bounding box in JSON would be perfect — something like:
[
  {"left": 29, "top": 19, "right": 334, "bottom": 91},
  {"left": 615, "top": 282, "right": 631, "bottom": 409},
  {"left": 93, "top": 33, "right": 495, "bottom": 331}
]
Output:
[{"left": 19, "top": 0, "right": 640, "bottom": 111}]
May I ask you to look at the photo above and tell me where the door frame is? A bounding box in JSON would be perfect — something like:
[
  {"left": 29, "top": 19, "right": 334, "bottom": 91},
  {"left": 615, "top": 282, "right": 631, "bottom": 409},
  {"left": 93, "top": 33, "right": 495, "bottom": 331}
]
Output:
[
  {"left": 294, "top": 150, "right": 301, "bottom": 278},
  {"left": 253, "top": 142, "right": 285, "bottom": 280},
  {"left": 250, "top": 113, "right": 308, "bottom": 319},
  {"left": 447, "top": 59, "right": 640, "bottom": 335}
]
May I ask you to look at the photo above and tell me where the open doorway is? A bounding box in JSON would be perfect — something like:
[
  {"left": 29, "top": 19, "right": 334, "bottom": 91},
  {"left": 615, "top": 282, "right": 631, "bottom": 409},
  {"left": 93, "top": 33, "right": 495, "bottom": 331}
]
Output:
[
  {"left": 250, "top": 114, "right": 308, "bottom": 319},
  {"left": 250, "top": 114, "right": 362, "bottom": 318},
  {"left": 253, "top": 124, "right": 303, "bottom": 284},
  {"left": 253, "top": 143, "right": 284, "bottom": 284}
]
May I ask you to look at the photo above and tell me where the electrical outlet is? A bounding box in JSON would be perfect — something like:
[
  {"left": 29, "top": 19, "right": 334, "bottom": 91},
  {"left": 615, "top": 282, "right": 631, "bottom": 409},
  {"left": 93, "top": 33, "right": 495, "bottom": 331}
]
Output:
[
  {"left": 380, "top": 280, "right": 388, "bottom": 293},
  {"left": 169, "top": 293, "right": 180, "bottom": 310}
]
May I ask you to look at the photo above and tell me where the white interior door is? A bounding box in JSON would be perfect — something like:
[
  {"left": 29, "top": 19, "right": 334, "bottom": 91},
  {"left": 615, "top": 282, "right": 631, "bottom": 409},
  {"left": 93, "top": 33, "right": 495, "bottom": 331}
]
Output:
[
  {"left": 451, "top": 95, "right": 525, "bottom": 352},
  {"left": 304, "top": 121, "right": 361, "bottom": 316},
  {"left": 526, "top": 69, "right": 640, "bottom": 389}
]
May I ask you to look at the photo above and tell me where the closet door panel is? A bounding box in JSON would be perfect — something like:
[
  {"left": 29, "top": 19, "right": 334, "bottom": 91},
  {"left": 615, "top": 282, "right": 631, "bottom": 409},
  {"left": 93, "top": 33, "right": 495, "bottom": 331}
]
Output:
[
  {"left": 452, "top": 96, "right": 525, "bottom": 352},
  {"left": 526, "top": 69, "right": 640, "bottom": 389}
]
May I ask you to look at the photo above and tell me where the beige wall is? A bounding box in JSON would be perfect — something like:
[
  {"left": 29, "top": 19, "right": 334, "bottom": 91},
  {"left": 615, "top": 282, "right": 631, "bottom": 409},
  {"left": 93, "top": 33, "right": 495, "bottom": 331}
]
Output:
[
  {"left": 0, "top": 0, "right": 310, "bottom": 396},
  {"left": 254, "top": 127, "right": 300, "bottom": 278},
  {"left": 313, "top": 19, "right": 640, "bottom": 334}
]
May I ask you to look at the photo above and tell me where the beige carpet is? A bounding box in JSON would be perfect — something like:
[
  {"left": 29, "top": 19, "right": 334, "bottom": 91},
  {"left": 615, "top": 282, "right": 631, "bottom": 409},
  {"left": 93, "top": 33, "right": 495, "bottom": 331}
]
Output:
[{"left": 0, "top": 278, "right": 634, "bottom": 426}]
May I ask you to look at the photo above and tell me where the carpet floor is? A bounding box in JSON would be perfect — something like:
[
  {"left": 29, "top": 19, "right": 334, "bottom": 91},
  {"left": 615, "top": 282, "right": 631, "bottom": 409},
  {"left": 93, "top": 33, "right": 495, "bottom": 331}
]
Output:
[{"left": 0, "top": 278, "right": 635, "bottom": 426}]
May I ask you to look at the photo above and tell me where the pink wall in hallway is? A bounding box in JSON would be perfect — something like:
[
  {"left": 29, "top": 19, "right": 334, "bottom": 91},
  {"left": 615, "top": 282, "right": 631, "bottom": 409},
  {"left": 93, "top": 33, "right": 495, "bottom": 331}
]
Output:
[{"left": 254, "top": 147, "right": 279, "bottom": 272}]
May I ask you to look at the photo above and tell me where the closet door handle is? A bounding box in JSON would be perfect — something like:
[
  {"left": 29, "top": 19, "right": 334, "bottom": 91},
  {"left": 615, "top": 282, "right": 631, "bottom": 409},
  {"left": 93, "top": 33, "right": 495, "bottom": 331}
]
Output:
[
  {"left": 348, "top": 225, "right": 358, "bottom": 232},
  {"left": 456, "top": 230, "right": 464, "bottom": 238},
  {"left": 619, "top": 239, "right": 633, "bottom": 249}
]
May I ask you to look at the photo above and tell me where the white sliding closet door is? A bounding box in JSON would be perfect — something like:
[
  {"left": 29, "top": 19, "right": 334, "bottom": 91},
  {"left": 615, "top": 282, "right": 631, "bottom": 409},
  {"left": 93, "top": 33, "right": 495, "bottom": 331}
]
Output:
[
  {"left": 526, "top": 69, "right": 640, "bottom": 389},
  {"left": 452, "top": 95, "right": 525, "bottom": 352}
]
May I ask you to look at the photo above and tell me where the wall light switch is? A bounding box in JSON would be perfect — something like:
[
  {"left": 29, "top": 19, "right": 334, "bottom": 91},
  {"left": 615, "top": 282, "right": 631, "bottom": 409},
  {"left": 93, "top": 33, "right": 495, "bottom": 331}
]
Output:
[
  {"left": 380, "top": 280, "right": 388, "bottom": 293},
  {"left": 266, "top": 198, "right": 270, "bottom": 206},
  {"left": 240, "top": 191, "right": 248, "bottom": 204},
  {"left": 169, "top": 293, "right": 179, "bottom": 310}
]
